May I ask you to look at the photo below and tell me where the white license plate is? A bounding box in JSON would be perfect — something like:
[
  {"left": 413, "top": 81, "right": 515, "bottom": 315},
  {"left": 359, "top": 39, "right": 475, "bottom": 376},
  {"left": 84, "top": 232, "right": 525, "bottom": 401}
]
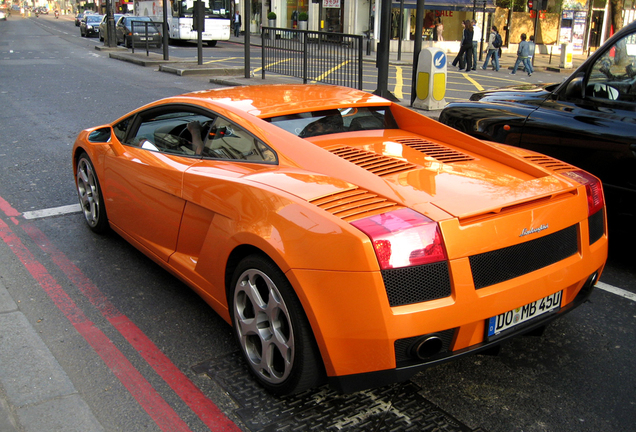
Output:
[{"left": 487, "top": 291, "right": 562, "bottom": 337}]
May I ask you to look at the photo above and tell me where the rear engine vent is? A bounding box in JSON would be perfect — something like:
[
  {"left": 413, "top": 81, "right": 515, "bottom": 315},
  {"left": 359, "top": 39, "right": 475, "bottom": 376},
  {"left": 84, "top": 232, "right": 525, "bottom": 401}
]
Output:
[
  {"left": 523, "top": 155, "right": 577, "bottom": 172},
  {"left": 395, "top": 138, "right": 475, "bottom": 163},
  {"left": 327, "top": 146, "right": 418, "bottom": 176},
  {"left": 588, "top": 209, "right": 605, "bottom": 245},
  {"left": 469, "top": 224, "right": 578, "bottom": 289},
  {"left": 309, "top": 188, "right": 404, "bottom": 222},
  {"left": 382, "top": 261, "right": 452, "bottom": 307}
]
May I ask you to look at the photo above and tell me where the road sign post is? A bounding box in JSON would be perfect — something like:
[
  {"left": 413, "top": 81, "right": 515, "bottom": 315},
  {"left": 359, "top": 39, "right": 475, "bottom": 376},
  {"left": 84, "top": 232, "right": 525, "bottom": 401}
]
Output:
[{"left": 413, "top": 47, "right": 447, "bottom": 110}]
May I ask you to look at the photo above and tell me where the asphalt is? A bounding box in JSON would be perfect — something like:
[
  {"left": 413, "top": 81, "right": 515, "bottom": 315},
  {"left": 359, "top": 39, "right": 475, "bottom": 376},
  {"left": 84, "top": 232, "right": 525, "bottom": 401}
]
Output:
[{"left": 0, "top": 33, "right": 589, "bottom": 432}]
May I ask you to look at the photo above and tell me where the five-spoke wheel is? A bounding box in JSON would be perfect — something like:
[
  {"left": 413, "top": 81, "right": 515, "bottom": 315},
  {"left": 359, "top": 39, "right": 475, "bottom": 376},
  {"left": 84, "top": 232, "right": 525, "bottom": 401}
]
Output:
[
  {"left": 76, "top": 153, "right": 108, "bottom": 233},
  {"left": 230, "top": 255, "right": 324, "bottom": 395}
]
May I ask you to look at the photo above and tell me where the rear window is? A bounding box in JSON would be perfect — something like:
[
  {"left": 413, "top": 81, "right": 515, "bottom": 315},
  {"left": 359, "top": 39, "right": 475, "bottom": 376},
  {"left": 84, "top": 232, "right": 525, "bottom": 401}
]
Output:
[{"left": 264, "top": 107, "right": 398, "bottom": 138}]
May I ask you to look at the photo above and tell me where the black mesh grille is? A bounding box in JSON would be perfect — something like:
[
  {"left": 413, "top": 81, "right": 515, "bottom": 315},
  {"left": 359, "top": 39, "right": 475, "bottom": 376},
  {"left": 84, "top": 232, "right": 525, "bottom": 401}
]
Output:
[
  {"left": 469, "top": 225, "right": 579, "bottom": 290},
  {"left": 394, "top": 328, "right": 457, "bottom": 367},
  {"left": 381, "top": 262, "right": 451, "bottom": 307},
  {"left": 588, "top": 210, "right": 604, "bottom": 245}
]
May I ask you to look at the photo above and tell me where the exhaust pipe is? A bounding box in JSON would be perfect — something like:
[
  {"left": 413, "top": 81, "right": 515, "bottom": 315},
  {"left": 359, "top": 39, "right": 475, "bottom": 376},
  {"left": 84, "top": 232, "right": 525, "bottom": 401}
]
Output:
[{"left": 411, "top": 335, "right": 443, "bottom": 359}]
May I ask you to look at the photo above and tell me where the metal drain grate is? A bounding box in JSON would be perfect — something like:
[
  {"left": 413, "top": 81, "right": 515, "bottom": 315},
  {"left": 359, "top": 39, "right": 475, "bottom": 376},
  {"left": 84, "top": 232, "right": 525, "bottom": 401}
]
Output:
[{"left": 193, "top": 351, "right": 481, "bottom": 432}]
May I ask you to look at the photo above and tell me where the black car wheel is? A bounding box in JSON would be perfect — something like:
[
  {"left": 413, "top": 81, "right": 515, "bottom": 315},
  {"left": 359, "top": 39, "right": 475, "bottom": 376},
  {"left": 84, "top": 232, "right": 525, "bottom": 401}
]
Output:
[
  {"left": 125, "top": 36, "right": 131, "bottom": 48},
  {"left": 230, "top": 255, "right": 325, "bottom": 395},
  {"left": 76, "top": 153, "right": 109, "bottom": 234}
]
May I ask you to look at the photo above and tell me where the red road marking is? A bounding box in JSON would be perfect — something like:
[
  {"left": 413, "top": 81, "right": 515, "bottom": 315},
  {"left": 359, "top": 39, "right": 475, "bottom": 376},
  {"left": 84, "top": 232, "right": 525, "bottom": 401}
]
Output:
[
  {"left": 23, "top": 223, "right": 239, "bottom": 431},
  {"left": 0, "top": 217, "right": 191, "bottom": 432},
  {"left": 0, "top": 195, "right": 240, "bottom": 431}
]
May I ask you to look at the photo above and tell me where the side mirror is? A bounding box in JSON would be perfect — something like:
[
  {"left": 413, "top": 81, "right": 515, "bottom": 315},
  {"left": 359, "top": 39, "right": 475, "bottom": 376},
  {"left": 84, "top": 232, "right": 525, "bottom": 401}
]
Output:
[
  {"left": 563, "top": 76, "right": 584, "bottom": 99},
  {"left": 88, "top": 127, "right": 112, "bottom": 143}
]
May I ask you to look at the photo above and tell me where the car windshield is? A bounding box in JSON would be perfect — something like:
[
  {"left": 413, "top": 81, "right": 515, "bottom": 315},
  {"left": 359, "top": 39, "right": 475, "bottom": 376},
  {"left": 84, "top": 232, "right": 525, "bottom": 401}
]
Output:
[
  {"left": 86, "top": 15, "right": 102, "bottom": 22},
  {"left": 264, "top": 107, "right": 398, "bottom": 138}
]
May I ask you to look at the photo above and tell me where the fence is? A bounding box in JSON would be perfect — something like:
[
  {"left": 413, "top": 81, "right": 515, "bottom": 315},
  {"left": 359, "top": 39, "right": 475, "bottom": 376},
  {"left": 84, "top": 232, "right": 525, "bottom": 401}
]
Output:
[{"left": 261, "top": 27, "right": 364, "bottom": 90}]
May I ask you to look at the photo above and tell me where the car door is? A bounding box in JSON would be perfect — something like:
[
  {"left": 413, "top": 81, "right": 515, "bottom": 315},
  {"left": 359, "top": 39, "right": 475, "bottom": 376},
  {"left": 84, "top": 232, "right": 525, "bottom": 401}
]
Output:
[
  {"left": 115, "top": 17, "right": 125, "bottom": 44},
  {"left": 103, "top": 105, "right": 217, "bottom": 262},
  {"left": 521, "top": 29, "right": 636, "bottom": 211}
]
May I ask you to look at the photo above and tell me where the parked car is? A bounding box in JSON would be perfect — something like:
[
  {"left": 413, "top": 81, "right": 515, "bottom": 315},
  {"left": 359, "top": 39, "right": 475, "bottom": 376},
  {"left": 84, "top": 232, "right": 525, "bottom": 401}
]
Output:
[
  {"left": 439, "top": 21, "right": 636, "bottom": 225},
  {"left": 98, "top": 14, "right": 123, "bottom": 42},
  {"left": 80, "top": 14, "right": 103, "bottom": 37},
  {"left": 0, "top": 10, "right": 6, "bottom": 21},
  {"left": 73, "top": 84, "right": 607, "bottom": 395},
  {"left": 75, "top": 12, "right": 84, "bottom": 26},
  {"left": 116, "top": 15, "right": 161, "bottom": 48}
]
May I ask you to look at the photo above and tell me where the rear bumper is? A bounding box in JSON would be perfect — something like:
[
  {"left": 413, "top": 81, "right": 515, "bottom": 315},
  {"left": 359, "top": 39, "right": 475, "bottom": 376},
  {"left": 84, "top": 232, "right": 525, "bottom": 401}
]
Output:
[{"left": 328, "top": 275, "right": 597, "bottom": 393}]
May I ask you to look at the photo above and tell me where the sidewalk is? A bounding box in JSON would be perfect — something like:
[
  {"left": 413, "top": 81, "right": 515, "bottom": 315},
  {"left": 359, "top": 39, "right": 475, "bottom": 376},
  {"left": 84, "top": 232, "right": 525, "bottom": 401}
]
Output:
[
  {"left": 0, "top": 280, "right": 104, "bottom": 432},
  {"left": 100, "top": 34, "right": 588, "bottom": 100}
]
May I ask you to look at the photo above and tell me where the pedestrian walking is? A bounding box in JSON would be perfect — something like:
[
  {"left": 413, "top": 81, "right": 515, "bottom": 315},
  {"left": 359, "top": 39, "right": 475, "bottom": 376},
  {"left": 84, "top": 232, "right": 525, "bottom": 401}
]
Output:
[
  {"left": 511, "top": 33, "right": 532, "bottom": 75},
  {"left": 481, "top": 25, "right": 500, "bottom": 71},
  {"left": 452, "top": 20, "right": 473, "bottom": 72},
  {"left": 527, "top": 35, "right": 536, "bottom": 74},
  {"left": 471, "top": 19, "right": 480, "bottom": 70},
  {"left": 233, "top": 11, "right": 241, "bottom": 37}
]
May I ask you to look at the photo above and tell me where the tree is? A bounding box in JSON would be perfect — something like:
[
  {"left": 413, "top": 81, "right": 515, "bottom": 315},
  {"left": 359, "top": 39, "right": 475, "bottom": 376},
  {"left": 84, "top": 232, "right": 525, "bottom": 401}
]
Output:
[{"left": 609, "top": 0, "right": 624, "bottom": 34}]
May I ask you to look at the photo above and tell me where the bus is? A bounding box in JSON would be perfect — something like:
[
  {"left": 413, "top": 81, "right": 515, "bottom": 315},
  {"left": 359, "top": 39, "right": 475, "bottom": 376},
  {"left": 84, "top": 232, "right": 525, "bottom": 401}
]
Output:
[{"left": 134, "top": 0, "right": 231, "bottom": 46}]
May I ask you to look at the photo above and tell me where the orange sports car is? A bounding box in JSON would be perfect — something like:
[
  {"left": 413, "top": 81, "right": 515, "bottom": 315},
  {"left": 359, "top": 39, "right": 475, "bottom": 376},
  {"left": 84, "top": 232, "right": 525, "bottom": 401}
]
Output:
[{"left": 72, "top": 84, "right": 608, "bottom": 395}]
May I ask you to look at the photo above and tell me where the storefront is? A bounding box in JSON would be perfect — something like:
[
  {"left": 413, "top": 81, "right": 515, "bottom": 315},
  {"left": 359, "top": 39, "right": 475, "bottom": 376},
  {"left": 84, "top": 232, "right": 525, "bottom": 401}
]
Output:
[{"left": 379, "top": 0, "right": 495, "bottom": 52}]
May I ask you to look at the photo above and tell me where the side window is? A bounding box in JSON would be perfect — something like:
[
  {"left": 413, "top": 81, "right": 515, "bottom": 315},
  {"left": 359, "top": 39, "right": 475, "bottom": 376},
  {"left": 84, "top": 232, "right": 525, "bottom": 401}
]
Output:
[
  {"left": 205, "top": 118, "right": 277, "bottom": 163},
  {"left": 113, "top": 117, "right": 132, "bottom": 142},
  {"left": 587, "top": 32, "right": 636, "bottom": 102},
  {"left": 124, "top": 111, "right": 216, "bottom": 156}
]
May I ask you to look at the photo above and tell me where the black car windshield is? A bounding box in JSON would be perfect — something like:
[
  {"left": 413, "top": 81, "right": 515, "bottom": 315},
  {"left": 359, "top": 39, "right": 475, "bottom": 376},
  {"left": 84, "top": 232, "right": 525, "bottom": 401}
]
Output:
[
  {"left": 86, "top": 15, "right": 102, "bottom": 22},
  {"left": 265, "top": 107, "right": 398, "bottom": 138}
]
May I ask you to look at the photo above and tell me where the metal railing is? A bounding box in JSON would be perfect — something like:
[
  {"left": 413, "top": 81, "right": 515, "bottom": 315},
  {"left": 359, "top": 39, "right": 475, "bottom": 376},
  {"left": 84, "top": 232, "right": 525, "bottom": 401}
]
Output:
[
  {"left": 261, "top": 27, "right": 364, "bottom": 90},
  {"left": 130, "top": 20, "right": 161, "bottom": 56}
]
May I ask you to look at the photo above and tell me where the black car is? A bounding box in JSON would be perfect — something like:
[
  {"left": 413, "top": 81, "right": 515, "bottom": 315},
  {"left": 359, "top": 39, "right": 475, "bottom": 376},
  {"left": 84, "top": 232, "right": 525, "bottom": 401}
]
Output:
[
  {"left": 80, "top": 14, "right": 103, "bottom": 37},
  {"left": 439, "top": 21, "right": 636, "bottom": 223},
  {"left": 116, "top": 16, "right": 162, "bottom": 49}
]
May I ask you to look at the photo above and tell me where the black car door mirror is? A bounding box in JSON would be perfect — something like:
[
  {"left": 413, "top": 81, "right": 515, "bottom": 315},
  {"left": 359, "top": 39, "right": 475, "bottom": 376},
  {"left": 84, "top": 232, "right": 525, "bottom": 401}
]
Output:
[
  {"left": 564, "top": 76, "right": 584, "bottom": 99},
  {"left": 88, "top": 127, "right": 113, "bottom": 143}
]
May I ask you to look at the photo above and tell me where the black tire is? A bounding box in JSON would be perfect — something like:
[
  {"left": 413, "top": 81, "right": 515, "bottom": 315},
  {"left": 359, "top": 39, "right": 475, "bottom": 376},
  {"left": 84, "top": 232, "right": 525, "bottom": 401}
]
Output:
[
  {"left": 207, "top": 40, "right": 217, "bottom": 47},
  {"left": 75, "top": 153, "right": 109, "bottom": 234},
  {"left": 229, "top": 255, "right": 325, "bottom": 395},
  {"left": 125, "top": 36, "right": 131, "bottom": 48}
]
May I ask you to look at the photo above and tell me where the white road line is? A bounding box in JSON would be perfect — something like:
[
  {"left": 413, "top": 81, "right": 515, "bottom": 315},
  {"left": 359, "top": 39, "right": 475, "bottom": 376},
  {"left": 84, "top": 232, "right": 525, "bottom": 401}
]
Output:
[
  {"left": 596, "top": 281, "right": 636, "bottom": 302},
  {"left": 22, "top": 204, "right": 81, "bottom": 220}
]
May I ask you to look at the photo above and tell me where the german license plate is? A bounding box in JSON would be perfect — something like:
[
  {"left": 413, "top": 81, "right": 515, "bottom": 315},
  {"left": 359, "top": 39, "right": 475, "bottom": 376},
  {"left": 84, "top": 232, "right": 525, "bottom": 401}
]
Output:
[{"left": 487, "top": 291, "right": 562, "bottom": 337}]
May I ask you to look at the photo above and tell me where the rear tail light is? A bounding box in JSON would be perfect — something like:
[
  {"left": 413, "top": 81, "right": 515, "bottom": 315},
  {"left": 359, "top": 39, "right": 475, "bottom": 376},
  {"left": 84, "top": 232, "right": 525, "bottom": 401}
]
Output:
[
  {"left": 351, "top": 208, "right": 447, "bottom": 270},
  {"left": 562, "top": 170, "right": 605, "bottom": 216}
]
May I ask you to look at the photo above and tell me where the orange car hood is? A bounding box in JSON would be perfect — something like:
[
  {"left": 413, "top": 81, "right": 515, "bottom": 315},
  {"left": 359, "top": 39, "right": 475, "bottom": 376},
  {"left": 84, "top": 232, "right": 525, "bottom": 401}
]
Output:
[{"left": 245, "top": 133, "right": 573, "bottom": 221}]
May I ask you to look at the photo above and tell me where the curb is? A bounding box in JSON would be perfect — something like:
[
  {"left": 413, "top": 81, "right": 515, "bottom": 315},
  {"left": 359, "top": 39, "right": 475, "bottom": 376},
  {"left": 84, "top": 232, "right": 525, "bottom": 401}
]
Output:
[{"left": 0, "top": 280, "right": 105, "bottom": 432}]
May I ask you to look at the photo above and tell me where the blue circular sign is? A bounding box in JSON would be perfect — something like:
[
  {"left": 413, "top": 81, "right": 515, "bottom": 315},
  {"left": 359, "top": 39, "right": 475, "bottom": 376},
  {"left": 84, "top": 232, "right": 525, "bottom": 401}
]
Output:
[{"left": 433, "top": 51, "right": 446, "bottom": 69}]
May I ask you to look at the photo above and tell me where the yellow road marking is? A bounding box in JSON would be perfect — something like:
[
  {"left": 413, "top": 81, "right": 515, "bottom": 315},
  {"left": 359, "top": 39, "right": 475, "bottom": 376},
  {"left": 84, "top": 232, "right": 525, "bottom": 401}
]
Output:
[
  {"left": 203, "top": 56, "right": 242, "bottom": 64},
  {"left": 463, "top": 73, "right": 484, "bottom": 91},
  {"left": 315, "top": 60, "right": 351, "bottom": 82},
  {"left": 253, "top": 58, "right": 292, "bottom": 74}
]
